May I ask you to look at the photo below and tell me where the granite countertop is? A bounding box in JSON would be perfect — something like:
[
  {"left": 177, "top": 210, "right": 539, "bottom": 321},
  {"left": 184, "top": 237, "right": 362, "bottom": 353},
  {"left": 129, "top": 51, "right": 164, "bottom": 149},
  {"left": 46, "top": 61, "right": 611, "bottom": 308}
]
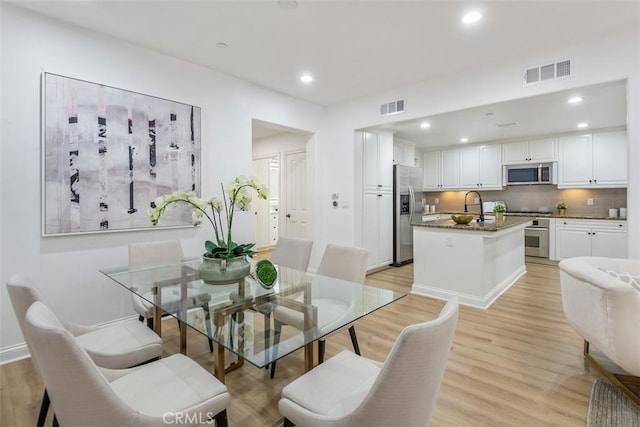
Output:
[
  {"left": 411, "top": 215, "right": 532, "bottom": 232},
  {"left": 423, "top": 211, "right": 626, "bottom": 221}
]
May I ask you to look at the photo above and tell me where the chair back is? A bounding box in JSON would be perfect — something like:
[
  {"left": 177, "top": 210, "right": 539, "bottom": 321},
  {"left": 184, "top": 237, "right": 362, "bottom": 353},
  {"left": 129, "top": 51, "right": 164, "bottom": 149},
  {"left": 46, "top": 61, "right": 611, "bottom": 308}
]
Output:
[
  {"left": 7, "top": 274, "right": 47, "bottom": 341},
  {"left": 317, "top": 244, "right": 368, "bottom": 284},
  {"left": 352, "top": 298, "right": 458, "bottom": 426},
  {"left": 270, "top": 236, "right": 313, "bottom": 271},
  {"left": 24, "top": 301, "right": 138, "bottom": 426},
  {"left": 128, "top": 239, "right": 184, "bottom": 269}
]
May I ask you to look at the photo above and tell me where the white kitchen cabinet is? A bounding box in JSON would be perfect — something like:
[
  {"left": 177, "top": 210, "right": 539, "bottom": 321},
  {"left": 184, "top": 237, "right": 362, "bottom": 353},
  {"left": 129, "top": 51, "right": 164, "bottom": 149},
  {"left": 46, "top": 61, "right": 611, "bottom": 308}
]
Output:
[
  {"left": 458, "top": 144, "right": 502, "bottom": 190},
  {"left": 363, "top": 191, "right": 393, "bottom": 270},
  {"left": 503, "top": 138, "right": 556, "bottom": 164},
  {"left": 363, "top": 132, "right": 393, "bottom": 192},
  {"left": 558, "top": 131, "right": 627, "bottom": 188},
  {"left": 423, "top": 149, "right": 459, "bottom": 190},
  {"left": 393, "top": 140, "right": 416, "bottom": 167},
  {"left": 554, "top": 219, "right": 627, "bottom": 260}
]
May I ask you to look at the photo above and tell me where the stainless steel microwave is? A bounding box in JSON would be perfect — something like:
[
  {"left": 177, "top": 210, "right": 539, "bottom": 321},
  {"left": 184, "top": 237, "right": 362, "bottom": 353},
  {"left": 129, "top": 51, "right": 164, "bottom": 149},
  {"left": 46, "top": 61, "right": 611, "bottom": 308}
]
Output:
[{"left": 504, "top": 163, "right": 557, "bottom": 185}]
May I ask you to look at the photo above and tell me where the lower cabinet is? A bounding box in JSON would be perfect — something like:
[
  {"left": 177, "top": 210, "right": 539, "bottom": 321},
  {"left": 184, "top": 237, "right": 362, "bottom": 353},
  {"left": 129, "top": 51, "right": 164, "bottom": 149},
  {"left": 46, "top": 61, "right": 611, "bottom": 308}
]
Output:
[
  {"left": 363, "top": 191, "right": 393, "bottom": 270},
  {"left": 553, "top": 219, "right": 627, "bottom": 260}
]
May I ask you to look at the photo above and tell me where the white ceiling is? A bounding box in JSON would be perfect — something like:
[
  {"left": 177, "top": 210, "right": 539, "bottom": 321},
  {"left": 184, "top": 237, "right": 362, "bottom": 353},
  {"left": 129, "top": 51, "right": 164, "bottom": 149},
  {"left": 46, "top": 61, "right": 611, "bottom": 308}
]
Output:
[
  {"left": 9, "top": 0, "right": 640, "bottom": 107},
  {"left": 369, "top": 79, "right": 628, "bottom": 149}
]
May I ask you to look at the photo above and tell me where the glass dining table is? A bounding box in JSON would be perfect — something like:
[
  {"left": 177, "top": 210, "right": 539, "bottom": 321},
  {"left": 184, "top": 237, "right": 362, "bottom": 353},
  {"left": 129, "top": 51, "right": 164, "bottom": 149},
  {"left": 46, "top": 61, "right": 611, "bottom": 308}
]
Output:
[{"left": 100, "top": 259, "right": 405, "bottom": 382}]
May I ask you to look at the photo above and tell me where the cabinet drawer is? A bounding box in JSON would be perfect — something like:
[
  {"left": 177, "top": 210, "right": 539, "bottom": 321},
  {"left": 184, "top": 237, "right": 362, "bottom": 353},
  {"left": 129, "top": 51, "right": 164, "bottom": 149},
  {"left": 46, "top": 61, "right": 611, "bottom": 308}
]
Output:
[{"left": 555, "top": 219, "right": 627, "bottom": 230}]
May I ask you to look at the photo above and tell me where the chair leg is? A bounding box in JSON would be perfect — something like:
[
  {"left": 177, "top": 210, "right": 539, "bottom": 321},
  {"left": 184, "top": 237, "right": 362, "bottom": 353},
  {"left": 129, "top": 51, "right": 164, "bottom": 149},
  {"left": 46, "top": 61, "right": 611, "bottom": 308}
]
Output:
[
  {"left": 318, "top": 339, "right": 326, "bottom": 364},
  {"left": 284, "top": 417, "right": 295, "bottom": 427},
  {"left": 583, "top": 340, "right": 640, "bottom": 405},
  {"left": 37, "top": 389, "right": 50, "bottom": 427},
  {"left": 270, "top": 320, "right": 283, "bottom": 379},
  {"left": 349, "top": 325, "right": 361, "bottom": 356},
  {"left": 214, "top": 409, "right": 228, "bottom": 427},
  {"left": 53, "top": 414, "right": 60, "bottom": 427},
  {"left": 146, "top": 317, "right": 154, "bottom": 330},
  {"left": 263, "top": 312, "right": 271, "bottom": 368},
  {"left": 203, "top": 304, "right": 214, "bottom": 353},
  {"left": 138, "top": 315, "right": 144, "bottom": 322}
]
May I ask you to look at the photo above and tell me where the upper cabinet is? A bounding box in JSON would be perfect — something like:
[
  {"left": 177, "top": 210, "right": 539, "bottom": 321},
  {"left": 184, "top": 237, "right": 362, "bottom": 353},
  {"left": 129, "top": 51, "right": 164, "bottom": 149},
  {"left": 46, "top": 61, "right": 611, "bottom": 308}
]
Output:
[
  {"left": 393, "top": 140, "right": 416, "bottom": 167},
  {"left": 459, "top": 144, "right": 502, "bottom": 189},
  {"left": 363, "top": 132, "right": 393, "bottom": 192},
  {"left": 423, "top": 149, "right": 459, "bottom": 190},
  {"left": 502, "top": 138, "right": 556, "bottom": 164},
  {"left": 558, "top": 131, "right": 627, "bottom": 188}
]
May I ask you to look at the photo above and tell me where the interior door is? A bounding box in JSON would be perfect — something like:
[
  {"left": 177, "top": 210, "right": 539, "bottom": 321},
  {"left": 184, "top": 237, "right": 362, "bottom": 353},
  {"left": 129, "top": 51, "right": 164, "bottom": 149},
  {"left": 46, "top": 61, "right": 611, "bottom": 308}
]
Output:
[{"left": 284, "top": 150, "right": 307, "bottom": 239}]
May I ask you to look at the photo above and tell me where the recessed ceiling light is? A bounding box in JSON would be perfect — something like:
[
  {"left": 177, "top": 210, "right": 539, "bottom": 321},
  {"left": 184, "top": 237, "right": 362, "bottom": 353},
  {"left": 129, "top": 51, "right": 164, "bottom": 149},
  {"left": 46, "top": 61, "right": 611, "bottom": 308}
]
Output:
[
  {"left": 462, "top": 11, "right": 482, "bottom": 24},
  {"left": 568, "top": 96, "right": 583, "bottom": 104},
  {"left": 460, "top": 137, "right": 469, "bottom": 143},
  {"left": 216, "top": 42, "right": 228, "bottom": 49},
  {"left": 300, "top": 74, "right": 313, "bottom": 84},
  {"left": 577, "top": 122, "right": 589, "bottom": 128},
  {"left": 420, "top": 121, "right": 431, "bottom": 129}
]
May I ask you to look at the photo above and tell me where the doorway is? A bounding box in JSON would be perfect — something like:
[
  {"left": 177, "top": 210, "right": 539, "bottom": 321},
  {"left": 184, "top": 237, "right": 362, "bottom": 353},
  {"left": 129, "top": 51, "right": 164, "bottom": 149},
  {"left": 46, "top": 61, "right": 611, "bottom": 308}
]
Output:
[{"left": 252, "top": 120, "right": 313, "bottom": 250}]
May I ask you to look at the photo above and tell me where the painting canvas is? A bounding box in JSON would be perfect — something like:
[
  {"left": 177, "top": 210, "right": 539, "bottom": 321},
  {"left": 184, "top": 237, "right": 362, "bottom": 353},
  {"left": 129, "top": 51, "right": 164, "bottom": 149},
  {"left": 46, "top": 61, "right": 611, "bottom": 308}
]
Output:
[{"left": 42, "top": 73, "right": 201, "bottom": 235}]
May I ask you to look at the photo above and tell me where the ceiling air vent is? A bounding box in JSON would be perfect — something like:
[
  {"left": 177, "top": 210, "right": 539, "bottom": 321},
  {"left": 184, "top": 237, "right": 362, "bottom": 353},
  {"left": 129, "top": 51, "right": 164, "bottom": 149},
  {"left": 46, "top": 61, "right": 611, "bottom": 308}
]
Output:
[
  {"left": 523, "top": 59, "right": 572, "bottom": 86},
  {"left": 380, "top": 99, "right": 406, "bottom": 116}
]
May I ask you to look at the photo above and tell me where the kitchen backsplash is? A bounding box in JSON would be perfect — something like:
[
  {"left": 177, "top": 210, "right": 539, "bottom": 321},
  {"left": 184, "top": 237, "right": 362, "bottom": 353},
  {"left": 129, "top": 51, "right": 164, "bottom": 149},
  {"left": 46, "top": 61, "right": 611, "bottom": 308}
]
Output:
[{"left": 422, "top": 186, "right": 627, "bottom": 217}]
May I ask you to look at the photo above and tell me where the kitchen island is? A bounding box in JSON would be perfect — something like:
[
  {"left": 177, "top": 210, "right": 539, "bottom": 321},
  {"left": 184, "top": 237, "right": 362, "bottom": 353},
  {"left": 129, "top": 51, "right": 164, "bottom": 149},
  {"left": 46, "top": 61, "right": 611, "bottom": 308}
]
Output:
[{"left": 411, "top": 215, "right": 532, "bottom": 309}]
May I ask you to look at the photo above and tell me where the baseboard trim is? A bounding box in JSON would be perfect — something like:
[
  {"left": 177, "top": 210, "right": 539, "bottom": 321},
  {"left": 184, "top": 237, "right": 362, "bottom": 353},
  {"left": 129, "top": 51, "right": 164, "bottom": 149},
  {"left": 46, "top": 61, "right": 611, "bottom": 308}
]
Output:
[
  {"left": 411, "top": 266, "right": 526, "bottom": 310},
  {"left": 0, "top": 314, "right": 139, "bottom": 366},
  {"left": 0, "top": 343, "right": 30, "bottom": 365}
]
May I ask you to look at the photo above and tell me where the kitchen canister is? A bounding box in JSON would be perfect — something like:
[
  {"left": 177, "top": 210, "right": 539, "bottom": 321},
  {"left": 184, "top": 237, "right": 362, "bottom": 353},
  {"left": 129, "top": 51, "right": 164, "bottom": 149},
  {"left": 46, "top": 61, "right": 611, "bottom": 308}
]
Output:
[
  {"left": 608, "top": 208, "right": 618, "bottom": 218},
  {"left": 619, "top": 208, "right": 627, "bottom": 219}
]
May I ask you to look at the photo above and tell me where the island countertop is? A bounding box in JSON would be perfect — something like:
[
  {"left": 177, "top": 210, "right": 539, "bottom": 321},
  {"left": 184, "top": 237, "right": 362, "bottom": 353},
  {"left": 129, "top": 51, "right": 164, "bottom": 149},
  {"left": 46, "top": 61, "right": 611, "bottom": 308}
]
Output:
[{"left": 411, "top": 215, "right": 532, "bottom": 232}]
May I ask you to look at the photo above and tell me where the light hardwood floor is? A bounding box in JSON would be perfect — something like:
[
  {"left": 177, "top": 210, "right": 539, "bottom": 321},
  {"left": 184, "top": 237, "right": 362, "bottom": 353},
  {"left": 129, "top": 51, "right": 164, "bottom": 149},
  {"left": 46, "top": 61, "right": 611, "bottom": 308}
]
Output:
[{"left": 1, "top": 262, "right": 598, "bottom": 426}]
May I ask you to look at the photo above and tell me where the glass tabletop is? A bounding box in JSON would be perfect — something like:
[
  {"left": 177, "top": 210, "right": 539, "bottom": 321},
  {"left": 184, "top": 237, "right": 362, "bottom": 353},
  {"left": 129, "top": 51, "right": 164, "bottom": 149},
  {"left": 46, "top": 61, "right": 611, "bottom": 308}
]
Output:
[{"left": 100, "top": 259, "right": 406, "bottom": 370}]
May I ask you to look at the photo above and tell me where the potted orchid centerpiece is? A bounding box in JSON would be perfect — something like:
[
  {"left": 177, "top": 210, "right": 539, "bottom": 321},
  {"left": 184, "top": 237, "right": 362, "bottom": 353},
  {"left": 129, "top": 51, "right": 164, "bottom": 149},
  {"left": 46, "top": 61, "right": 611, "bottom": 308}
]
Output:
[{"left": 149, "top": 176, "right": 268, "bottom": 283}]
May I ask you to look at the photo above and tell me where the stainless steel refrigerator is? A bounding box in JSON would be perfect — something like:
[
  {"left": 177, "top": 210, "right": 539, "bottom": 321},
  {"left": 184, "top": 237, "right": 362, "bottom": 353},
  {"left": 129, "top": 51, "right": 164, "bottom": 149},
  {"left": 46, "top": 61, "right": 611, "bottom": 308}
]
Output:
[{"left": 392, "top": 164, "right": 423, "bottom": 266}]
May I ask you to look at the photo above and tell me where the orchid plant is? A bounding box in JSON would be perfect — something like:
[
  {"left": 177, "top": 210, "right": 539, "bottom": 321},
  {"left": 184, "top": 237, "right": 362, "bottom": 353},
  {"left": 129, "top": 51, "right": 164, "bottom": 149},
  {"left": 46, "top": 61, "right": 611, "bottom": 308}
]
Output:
[{"left": 149, "top": 176, "right": 268, "bottom": 259}]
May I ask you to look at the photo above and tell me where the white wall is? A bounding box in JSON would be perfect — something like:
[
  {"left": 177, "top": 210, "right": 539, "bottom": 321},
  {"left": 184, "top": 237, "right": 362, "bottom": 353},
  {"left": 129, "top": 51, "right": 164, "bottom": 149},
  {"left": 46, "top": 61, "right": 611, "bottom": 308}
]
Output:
[
  {"left": 319, "top": 27, "right": 639, "bottom": 260},
  {"left": 0, "top": 5, "right": 324, "bottom": 358}
]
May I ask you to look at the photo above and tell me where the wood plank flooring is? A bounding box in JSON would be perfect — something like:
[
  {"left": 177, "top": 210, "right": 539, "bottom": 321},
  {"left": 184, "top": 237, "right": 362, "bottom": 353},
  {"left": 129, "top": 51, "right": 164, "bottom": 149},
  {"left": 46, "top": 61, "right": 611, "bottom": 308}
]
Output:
[{"left": 1, "top": 262, "right": 599, "bottom": 426}]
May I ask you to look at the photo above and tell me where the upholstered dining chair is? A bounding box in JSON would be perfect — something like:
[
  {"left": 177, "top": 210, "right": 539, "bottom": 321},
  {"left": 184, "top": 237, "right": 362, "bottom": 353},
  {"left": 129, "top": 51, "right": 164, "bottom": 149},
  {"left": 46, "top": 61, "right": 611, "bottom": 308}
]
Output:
[
  {"left": 258, "top": 236, "right": 314, "bottom": 368},
  {"left": 25, "top": 301, "right": 230, "bottom": 427},
  {"left": 128, "top": 240, "right": 214, "bottom": 352},
  {"left": 7, "top": 274, "right": 163, "bottom": 427},
  {"left": 278, "top": 297, "right": 459, "bottom": 427},
  {"left": 270, "top": 244, "right": 368, "bottom": 378}
]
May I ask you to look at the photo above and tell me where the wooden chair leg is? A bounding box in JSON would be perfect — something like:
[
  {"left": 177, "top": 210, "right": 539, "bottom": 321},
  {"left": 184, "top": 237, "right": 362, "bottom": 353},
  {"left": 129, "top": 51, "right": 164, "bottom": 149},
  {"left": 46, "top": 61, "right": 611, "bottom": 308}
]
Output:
[
  {"left": 203, "top": 304, "right": 214, "bottom": 353},
  {"left": 146, "top": 317, "right": 154, "bottom": 330},
  {"left": 215, "top": 409, "right": 228, "bottom": 427},
  {"left": 584, "top": 340, "right": 640, "bottom": 405},
  {"left": 318, "top": 339, "right": 326, "bottom": 364},
  {"left": 37, "top": 388, "right": 50, "bottom": 427},
  {"left": 349, "top": 325, "right": 361, "bottom": 355},
  {"left": 53, "top": 414, "right": 60, "bottom": 427},
  {"left": 138, "top": 315, "right": 144, "bottom": 322},
  {"left": 284, "top": 417, "right": 295, "bottom": 427},
  {"left": 270, "top": 320, "right": 283, "bottom": 379},
  {"left": 264, "top": 312, "right": 271, "bottom": 368}
]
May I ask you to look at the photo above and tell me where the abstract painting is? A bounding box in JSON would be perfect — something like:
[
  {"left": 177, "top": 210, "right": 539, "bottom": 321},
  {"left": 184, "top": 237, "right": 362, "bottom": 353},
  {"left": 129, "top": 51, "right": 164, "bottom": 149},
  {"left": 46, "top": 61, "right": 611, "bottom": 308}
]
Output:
[{"left": 42, "top": 73, "right": 201, "bottom": 235}]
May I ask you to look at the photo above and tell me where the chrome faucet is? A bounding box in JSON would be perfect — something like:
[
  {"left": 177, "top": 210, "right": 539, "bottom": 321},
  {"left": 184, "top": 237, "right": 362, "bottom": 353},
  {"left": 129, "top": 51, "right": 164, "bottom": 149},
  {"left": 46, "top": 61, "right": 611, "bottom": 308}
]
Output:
[{"left": 464, "top": 191, "right": 484, "bottom": 222}]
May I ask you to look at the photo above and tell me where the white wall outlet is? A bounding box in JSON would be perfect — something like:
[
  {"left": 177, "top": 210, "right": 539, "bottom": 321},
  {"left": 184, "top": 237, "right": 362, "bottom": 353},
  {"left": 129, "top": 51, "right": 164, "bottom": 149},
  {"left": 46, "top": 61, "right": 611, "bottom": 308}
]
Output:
[
  {"left": 341, "top": 200, "right": 349, "bottom": 208},
  {"left": 434, "top": 198, "right": 439, "bottom": 204},
  {"left": 587, "top": 198, "right": 594, "bottom": 206}
]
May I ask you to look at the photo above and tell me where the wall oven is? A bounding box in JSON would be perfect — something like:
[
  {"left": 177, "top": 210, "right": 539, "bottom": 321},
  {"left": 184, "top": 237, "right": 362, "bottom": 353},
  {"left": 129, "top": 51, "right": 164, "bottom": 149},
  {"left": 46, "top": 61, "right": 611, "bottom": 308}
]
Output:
[
  {"left": 505, "top": 163, "right": 556, "bottom": 185},
  {"left": 524, "top": 218, "right": 550, "bottom": 258}
]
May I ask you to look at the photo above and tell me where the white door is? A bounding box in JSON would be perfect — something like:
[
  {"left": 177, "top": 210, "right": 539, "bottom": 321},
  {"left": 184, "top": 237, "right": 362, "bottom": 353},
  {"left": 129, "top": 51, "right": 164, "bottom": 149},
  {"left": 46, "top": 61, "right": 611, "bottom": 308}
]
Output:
[{"left": 284, "top": 150, "right": 307, "bottom": 239}]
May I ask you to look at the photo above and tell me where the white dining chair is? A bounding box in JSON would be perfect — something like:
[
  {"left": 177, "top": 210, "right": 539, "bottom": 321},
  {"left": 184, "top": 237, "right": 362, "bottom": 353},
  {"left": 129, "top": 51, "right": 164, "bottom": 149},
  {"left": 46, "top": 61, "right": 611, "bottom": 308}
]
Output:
[
  {"left": 279, "top": 298, "right": 459, "bottom": 427},
  {"left": 6, "top": 274, "right": 163, "bottom": 427},
  {"left": 128, "top": 240, "right": 214, "bottom": 352},
  {"left": 25, "top": 301, "right": 230, "bottom": 427},
  {"left": 257, "top": 236, "right": 314, "bottom": 368},
  {"left": 270, "top": 244, "right": 368, "bottom": 378}
]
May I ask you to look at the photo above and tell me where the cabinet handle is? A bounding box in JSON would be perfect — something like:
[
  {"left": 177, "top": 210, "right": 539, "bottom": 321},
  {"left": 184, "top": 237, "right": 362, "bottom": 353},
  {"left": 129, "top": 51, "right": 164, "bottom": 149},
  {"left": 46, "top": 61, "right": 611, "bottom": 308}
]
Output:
[
  {"left": 619, "top": 224, "right": 623, "bottom": 227},
  {"left": 594, "top": 179, "right": 597, "bottom": 184},
  {"left": 589, "top": 179, "right": 592, "bottom": 183}
]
